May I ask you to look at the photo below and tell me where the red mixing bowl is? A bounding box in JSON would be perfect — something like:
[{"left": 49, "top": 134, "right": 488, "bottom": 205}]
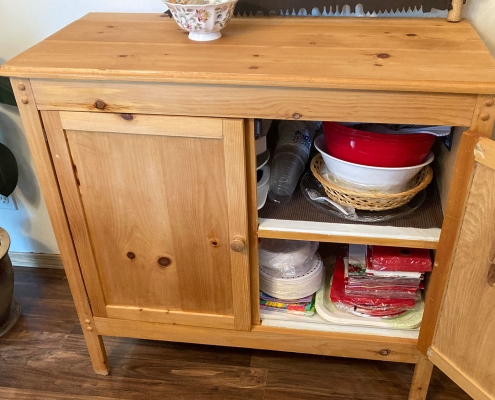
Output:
[{"left": 322, "top": 122, "right": 436, "bottom": 168}]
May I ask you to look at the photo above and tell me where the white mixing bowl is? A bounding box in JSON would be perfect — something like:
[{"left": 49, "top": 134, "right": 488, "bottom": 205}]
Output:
[{"left": 314, "top": 135, "right": 434, "bottom": 193}]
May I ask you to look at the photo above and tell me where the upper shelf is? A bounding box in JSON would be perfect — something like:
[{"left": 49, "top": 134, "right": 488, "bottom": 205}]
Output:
[
  {"left": 1, "top": 14, "right": 495, "bottom": 94},
  {"left": 258, "top": 180, "right": 443, "bottom": 249}
]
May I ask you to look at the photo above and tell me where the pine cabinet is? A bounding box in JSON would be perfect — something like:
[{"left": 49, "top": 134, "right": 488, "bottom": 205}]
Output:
[{"left": 1, "top": 14, "right": 495, "bottom": 400}]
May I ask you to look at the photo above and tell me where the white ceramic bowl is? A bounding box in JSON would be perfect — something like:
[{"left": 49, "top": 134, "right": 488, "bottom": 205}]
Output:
[
  {"left": 314, "top": 135, "right": 434, "bottom": 193},
  {"left": 163, "top": 0, "right": 237, "bottom": 41}
]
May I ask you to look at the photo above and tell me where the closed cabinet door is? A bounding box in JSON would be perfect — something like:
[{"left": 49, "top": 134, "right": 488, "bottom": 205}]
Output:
[
  {"left": 420, "top": 135, "right": 495, "bottom": 399},
  {"left": 42, "top": 111, "right": 251, "bottom": 331}
]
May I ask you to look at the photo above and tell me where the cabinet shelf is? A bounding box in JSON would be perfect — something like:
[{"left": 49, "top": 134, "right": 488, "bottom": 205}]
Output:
[
  {"left": 258, "top": 181, "right": 443, "bottom": 249},
  {"left": 260, "top": 311, "right": 419, "bottom": 340}
]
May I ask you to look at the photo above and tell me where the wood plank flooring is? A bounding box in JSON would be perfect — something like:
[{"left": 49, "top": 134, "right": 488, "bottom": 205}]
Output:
[{"left": 0, "top": 267, "right": 470, "bottom": 400}]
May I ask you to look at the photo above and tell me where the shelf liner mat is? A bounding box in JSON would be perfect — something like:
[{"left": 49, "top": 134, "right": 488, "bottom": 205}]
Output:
[
  {"left": 259, "top": 180, "right": 443, "bottom": 229},
  {"left": 234, "top": 0, "right": 452, "bottom": 16}
]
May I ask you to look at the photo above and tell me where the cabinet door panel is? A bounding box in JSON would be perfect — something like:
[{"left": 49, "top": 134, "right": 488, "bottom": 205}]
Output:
[
  {"left": 43, "top": 111, "right": 250, "bottom": 330},
  {"left": 424, "top": 136, "right": 495, "bottom": 400}
]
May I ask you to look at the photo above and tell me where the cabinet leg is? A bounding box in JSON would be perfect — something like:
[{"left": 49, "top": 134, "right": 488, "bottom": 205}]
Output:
[
  {"left": 83, "top": 330, "right": 110, "bottom": 375},
  {"left": 408, "top": 354, "right": 434, "bottom": 400}
]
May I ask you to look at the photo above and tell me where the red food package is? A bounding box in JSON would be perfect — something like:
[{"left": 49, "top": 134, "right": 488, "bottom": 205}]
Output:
[
  {"left": 369, "top": 246, "right": 432, "bottom": 272},
  {"left": 330, "top": 255, "right": 415, "bottom": 308}
]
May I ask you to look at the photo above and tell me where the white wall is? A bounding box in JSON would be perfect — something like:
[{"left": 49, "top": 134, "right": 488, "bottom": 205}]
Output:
[{"left": 0, "top": 0, "right": 494, "bottom": 254}]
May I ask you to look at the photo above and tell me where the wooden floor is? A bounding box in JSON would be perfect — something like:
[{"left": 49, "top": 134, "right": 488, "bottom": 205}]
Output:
[{"left": 0, "top": 267, "right": 470, "bottom": 400}]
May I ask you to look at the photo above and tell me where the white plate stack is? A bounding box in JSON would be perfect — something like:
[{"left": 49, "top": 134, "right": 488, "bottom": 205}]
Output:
[{"left": 258, "top": 239, "right": 324, "bottom": 300}]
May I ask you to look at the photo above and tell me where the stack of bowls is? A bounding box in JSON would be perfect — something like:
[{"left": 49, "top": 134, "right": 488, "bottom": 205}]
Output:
[
  {"left": 258, "top": 239, "right": 324, "bottom": 300},
  {"left": 314, "top": 122, "right": 437, "bottom": 194}
]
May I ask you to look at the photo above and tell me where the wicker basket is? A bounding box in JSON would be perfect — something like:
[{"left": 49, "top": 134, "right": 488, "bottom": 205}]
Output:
[{"left": 310, "top": 154, "right": 433, "bottom": 211}]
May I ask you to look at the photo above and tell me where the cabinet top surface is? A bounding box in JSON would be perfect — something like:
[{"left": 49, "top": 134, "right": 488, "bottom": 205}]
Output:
[{"left": 1, "top": 13, "right": 495, "bottom": 94}]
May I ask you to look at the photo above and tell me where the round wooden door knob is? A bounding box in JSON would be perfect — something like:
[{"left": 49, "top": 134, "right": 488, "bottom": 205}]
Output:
[{"left": 230, "top": 236, "right": 246, "bottom": 252}]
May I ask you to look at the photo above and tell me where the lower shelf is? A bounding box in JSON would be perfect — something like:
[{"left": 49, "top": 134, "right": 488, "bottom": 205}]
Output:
[
  {"left": 260, "top": 310, "right": 419, "bottom": 340},
  {"left": 258, "top": 179, "right": 443, "bottom": 249}
]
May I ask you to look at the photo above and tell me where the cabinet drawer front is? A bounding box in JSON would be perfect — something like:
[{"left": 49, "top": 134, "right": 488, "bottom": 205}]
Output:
[{"left": 42, "top": 110, "right": 251, "bottom": 331}]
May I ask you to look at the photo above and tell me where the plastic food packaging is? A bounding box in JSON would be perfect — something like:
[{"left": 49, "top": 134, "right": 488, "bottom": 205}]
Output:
[
  {"left": 330, "top": 256, "right": 416, "bottom": 317},
  {"left": 369, "top": 246, "right": 432, "bottom": 272},
  {"left": 258, "top": 238, "right": 319, "bottom": 278},
  {"left": 259, "top": 253, "right": 324, "bottom": 300},
  {"left": 268, "top": 121, "right": 322, "bottom": 204}
]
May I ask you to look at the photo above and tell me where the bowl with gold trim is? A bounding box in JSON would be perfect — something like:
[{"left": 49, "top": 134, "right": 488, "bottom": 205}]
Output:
[{"left": 163, "top": 0, "right": 237, "bottom": 41}]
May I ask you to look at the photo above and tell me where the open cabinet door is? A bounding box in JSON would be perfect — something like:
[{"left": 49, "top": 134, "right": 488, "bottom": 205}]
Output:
[{"left": 421, "top": 135, "right": 495, "bottom": 400}]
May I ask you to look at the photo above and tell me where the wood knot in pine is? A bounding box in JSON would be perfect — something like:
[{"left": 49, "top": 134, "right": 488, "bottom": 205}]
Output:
[
  {"left": 120, "top": 113, "right": 133, "bottom": 121},
  {"left": 94, "top": 100, "right": 107, "bottom": 110},
  {"left": 107, "top": 25, "right": 115, "bottom": 28},
  {"left": 406, "top": 33, "right": 417, "bottom": 37},
  {"left": 376, "top": 53, "right": 390, "bottom": 59},
  {"left": 253, "top": 54, "right": 260, "bottom": 57},
  {"left": 119, "top": 54, "right": 128, "bottom": 58}
]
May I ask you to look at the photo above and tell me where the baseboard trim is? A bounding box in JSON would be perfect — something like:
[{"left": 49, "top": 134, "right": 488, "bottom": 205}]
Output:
[{"left": 9, "top": 252, "right": 64, "bottom": 269}]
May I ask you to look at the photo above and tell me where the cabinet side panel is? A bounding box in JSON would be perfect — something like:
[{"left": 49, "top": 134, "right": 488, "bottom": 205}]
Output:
[
  {"left": 13, "top": 81, "right": 109, "bottom": 374},
  {"left": 41, "top": 111, "right": 108, "bottom": 317}
]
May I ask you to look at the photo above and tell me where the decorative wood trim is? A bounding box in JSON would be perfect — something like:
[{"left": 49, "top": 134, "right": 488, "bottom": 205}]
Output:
[
  {"left": 30, "top": 80, "right": 477, "bottom": 127},
  {"left": 223, "top": 119, "right": 252, "bottom": 331},
  {"left": 94, "top": 316, "right": 420, "bottom": 363},
  {"left": 9, "top": 252, "right": 63, "bottom": 269},
  {"left": 41, "top": 110, "right": 108, "bottom": 318},
  {"left": 106, "top": 305, "right": 235, "bottom": 330},
  {"left": 11, "top": 78, "right": 109, "bottom": 375},
  {"left": 59, "top": 111, "right": 223, "bottom": 139},
  {"left": 470, "top": 94, "right": 495, "bottom": 135},
  {"left": 428, "top": 347, "right": 493, "bottom": 400}
]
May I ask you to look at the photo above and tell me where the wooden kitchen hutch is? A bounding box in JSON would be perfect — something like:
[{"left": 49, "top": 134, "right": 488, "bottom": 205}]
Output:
[{"left": 1, "top": 14, "right": 495, "bottom": 400}]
